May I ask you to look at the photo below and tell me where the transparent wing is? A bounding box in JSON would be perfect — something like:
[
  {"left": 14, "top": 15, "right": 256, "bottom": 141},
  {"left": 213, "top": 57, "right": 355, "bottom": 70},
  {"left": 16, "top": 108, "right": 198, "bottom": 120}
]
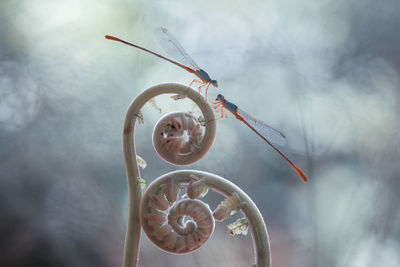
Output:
[
  {"left": 237, "top": 108, "right": 287, "bottom": 146},
  {"left": 154, "top": 27, "right": 201, "bottom": 71}
]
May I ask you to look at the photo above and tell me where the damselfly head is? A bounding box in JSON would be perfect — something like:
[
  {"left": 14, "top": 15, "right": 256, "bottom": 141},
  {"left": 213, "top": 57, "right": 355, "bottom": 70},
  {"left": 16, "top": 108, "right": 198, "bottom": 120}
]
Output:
[
  {"left": 216, "top": 94, "right": 224, "bottom": 101},
  {"left": 211, "top": 80, "right": 218, "bottom": 88}
]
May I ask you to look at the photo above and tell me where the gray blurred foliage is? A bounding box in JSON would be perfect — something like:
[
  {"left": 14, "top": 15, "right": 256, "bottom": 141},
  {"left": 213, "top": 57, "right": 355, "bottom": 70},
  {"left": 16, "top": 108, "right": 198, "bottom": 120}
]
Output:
[{"left": 1, "top": 0, "right": 400, "bottom": 266}]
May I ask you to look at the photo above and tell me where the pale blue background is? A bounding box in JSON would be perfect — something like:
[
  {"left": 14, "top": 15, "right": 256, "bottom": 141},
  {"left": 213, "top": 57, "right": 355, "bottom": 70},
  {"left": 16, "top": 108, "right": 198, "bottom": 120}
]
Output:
[{"left": 1, "top": 0, "right": 399, "bottom": 266}]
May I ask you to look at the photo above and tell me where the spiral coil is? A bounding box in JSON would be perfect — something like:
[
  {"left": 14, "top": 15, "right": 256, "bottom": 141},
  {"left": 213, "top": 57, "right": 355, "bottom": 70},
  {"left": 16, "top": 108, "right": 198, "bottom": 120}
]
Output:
[
  {"left": 153, "top": 112, "right": 206, "bottom": 165},
  {"left": 140, "top": 176, "right": 215, "bottom": 254},
  {"left": 122, "top": 83, "right": 270, "bottom": 267}
]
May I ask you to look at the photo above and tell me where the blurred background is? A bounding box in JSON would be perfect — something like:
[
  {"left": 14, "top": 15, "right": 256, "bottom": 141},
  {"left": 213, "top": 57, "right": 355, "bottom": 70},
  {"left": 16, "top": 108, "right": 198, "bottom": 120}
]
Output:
[{"left": 1, "top": 0, "right": 399, "bottom": 266}]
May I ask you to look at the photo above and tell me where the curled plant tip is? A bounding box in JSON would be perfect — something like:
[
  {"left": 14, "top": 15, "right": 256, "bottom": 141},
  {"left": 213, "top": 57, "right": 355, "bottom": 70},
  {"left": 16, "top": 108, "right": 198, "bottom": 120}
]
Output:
[
  {"left": 121, "top": 84, "right": 275, "bottom": 267},
  {"left": 136, "top": 155, "right": 147, "bottom": 169},
  {"left": 187, "top": 174, "right": 209, "bottom": 199},
  {"left": 161, "top": 179, "right": 182, "bottom": 203},
  {"left": 136, "top": 110, "right": 144, "bottom": 125},
  {"left": 153, "top": 112, "right": 207, "bottom": 165},
  {"left": 141, "top": 196, "right": 215, "bottom": 254},
  {"left": 147, "top": 97, "right": 162, "bottom": 113},
  {"left": 137, "top": 167, "right": 270, "bottom": 266},
  {"left": 213, "top": 192, "right": 241, "bottom": 221},
  {"left": 227, "top": 217, "right": 249, "bottom": 236}
]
